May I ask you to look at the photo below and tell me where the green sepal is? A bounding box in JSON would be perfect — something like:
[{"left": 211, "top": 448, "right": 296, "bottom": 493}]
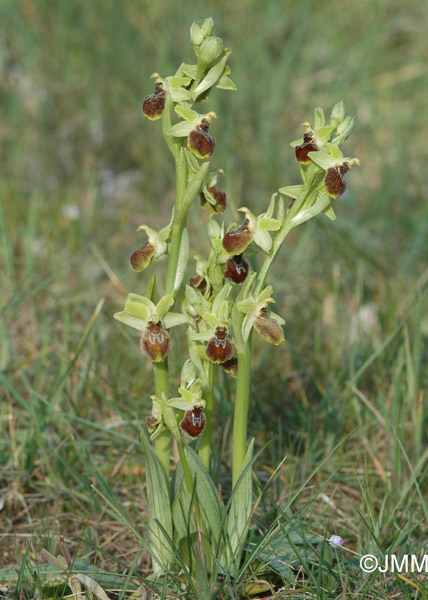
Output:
[
  {"left": 193, "top": 344, "right": 210, "bottom": 361},
  {"left": 155, "top": 294, "right": 174, "bottom": 318},
  {"left": 175, "top": 105, "right": 198, "bottom": 122},
  {"left": 216, "top": 74, "right": 237, "bottom": 91},
  {"left": 192, "top": 329, "right": 215, "bottom": 342},
  {"left": 270, "top": 311, "right": 286, "bottom": 325},
  {"left": 324, "top": 142, "right": 343, "bottom": 160},
  {"left": 168, "top": 398, "right": 192, "bottom": 411},
  {"left": 237, "top": 298, "right": 256, "bottom": 314},
  {"left": 113, "top": 311, "right": 145, "bottom": 331},
  {"left": 257, "top": 285, "right": 273, "bottom": 303},
  {"left": 163, "top": 313, "right": 190, "bottom": 328},
  {"left": 257, "top": 217, "right": 281, "bottom": 231},
  {"left": 254, "top": 228, "right": 272, "bottom": 253},
  {"left": 202, "top": 312, "right": 221, "bottom": 328},
  {"left": 278, "top": 185, "right": 303, "bottom": 199},
  {"left": 169, "top": 88, "right": 194, "bottom": 104},
  {"left": 307, "top": 149, "right": 334, "bottom": 171},
  {"left": 179, "top": 63, "right": 198, "bottom": 79},
  {"left": 168, "top": 76, "right": 192, "bottom": 90},
  {"left": 211, "top": 283, "right": 231, "bottom": 316},
  {"left": 277, "top": 197, "right": 285, "bottom": 222},
  {"left": 314, "top": 107, "right": 325, "bottom": 129},
  {"left": 323, "top": 205, "right": 337, "bottom": 221},
  {"left": 168, "top": 121, "right": 195, "bottom": 137},
  {"left": 317, "top": 124, "right": 335, "bottom": 141}
]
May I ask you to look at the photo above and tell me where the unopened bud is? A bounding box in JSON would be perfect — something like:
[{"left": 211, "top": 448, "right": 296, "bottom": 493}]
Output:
[
  {"left": 206, "top": 326, "right": 234, "bottom": 363},
  {"left": 324, "top": 165, "right": 348, "bottom": 198},
  {"left": 142, "top": 83, "right": 166, "bottom": 121},
  {"left": 336, "top": 115, "right": 354, "bottom": 139},
  {"left": 295, "top": 133, "right": 319, "bottom": 164},
  {"left": 220, "top": 357, "right": 238, "bottom": 377},
  {"left": 200, "top": 186, "right": 226, "bottom": 214},
  {"left": 222, "top": 220, "right": 254, "bottom": 255},
  {"left": 190, "top": 22, "right": 204, "bottom": 46},
  {"left": 199, "top": 37, "right": 223, "bottom": 67},
  {"left": 140, "top": 321, "right": 171, "bottom": 362},
  {"left": 130, "top": 242, "right": 156, "bottom": 272},
  {"left": 188, "top": 119, "right": 215, "bottom": 159},
  {"left": 223, "top": 254, "right": 249, "bottom": 284},
  {"left": 330, "top": 101, "right": 345, "bottom": 125},
  {"left": 254, "top": 309, "right": 285, "bottom": 345},
  {"left": 180, "top": 407, "right": 206, "bottom": 438}
]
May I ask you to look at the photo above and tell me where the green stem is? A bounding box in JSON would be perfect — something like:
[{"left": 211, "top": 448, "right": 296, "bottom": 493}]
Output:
[
  {"left": 153, "top": 360, "right": 170, "bottom": 477},
  {"left": 232, "top": 335, "right": 252, "bottom": 488},
  {"left": 165, "top": 159, "right": 209, "bottom": 295},
  {"left": 199, "top": 362, "right": 215, "bottom": 470}
]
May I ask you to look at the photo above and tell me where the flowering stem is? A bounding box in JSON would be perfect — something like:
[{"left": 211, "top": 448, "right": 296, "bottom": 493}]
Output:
[
  {"left": 254, "top": 184, "right": 315, "bottom": 296},
  {"left": 232, "top": 332, "right": 252, "bottom": 488},
  {"left": 153, "top": 360, "right": 170, "bottom": 477},
  {"left": 199, "top": 362, "right": 215, "bottom": 470}
]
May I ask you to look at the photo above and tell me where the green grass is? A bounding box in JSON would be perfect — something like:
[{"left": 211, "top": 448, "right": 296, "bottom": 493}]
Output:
[{"left": 1, "top": 0, "right": 427, "bottom": 597}]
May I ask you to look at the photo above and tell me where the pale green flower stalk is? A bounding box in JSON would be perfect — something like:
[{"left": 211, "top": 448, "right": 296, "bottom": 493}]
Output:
[{"left": 113, "top": 18, "right": 358, "bottom": 575}]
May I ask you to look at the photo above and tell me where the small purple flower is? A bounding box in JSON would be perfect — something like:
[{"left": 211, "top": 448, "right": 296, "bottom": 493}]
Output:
[{"left": 328, "top": 535, "right": 344, "bottom": 547}]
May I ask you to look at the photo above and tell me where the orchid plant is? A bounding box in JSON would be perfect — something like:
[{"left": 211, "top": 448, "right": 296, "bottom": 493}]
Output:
[{"left": 114, "top": 18, "right": 358, "bottom": 585}]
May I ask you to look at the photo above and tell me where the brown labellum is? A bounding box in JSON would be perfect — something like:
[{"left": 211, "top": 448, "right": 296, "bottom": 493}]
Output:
[
  {"left": 324, "top": 165, "right": 348, "bottom": 198},
  {"left": 223, "top": 254, "right": 249, "bottom": 284},
  {"left": 205, "top": 326, "right": 234, "bottom": 363},
  {"left": 180, "top": 407, "right": 206, "bottom": 438},
  {"left": 146, "top": 415, "right": 159, "bottom": 434},
  {"left": 140, "top": 321, "right": 171, "bottom": 362},
  {"left": 220, "top": 357, "right": 238, "bottom": 377},
  {"left": 188, "top": 119, "right": 216, "bottom": 159},
  {"left": 295, "top": 133, "right": 318, "bottom": 164},
  {"left": 200, "top": 186, "right": 227, "bottom": 214},
  {"left": 222, "top": 220, "right": 254, "bottom": 255},
  {"left": 254, "top": 309, "right": 285, "bottom": 345},
  {"left": 130, "top": 242, "right": 156, "bottom": 272},
  {"left": 142, "top": 83, "right": 166, "bottom": 121}
]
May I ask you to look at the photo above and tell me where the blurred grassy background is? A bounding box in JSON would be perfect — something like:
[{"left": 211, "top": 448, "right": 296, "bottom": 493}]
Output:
[{"left": 1, "top": 0, "right": 427, "bottom": 587}]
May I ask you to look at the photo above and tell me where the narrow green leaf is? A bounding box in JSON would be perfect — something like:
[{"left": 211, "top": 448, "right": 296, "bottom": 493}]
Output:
[
  {"left": 141, "top": 432, "right": 174, "bottom": 572},
  {"left": 224, "top": 440, "right": 254, "bottom": 576},
  {"left": 184, "top": 446, "right": 224, "bottom": 548},
  {"left": 174, "top": 228, "right": 189, "bottom": 292}
]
